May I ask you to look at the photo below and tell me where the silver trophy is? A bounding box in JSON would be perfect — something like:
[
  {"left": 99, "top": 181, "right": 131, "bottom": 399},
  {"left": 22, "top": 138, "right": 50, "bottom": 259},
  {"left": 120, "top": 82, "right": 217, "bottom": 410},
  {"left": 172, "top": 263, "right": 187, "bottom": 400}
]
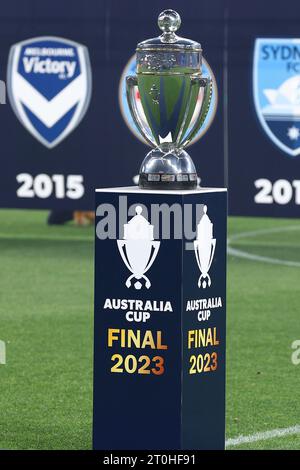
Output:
[
  {"left": 126, "top": 9, "right": 212, "bottom": 189},
  {"left": 194, "top": 205, "right": 216, "bottom": 288},
  {"left": 117, "top": 206, "right": 160, "bottom": 289}
]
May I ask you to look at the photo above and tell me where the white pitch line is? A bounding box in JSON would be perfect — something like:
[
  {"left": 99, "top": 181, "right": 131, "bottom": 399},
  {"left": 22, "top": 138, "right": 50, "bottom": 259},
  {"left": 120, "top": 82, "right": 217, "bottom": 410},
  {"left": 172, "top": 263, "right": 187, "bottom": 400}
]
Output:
[
  {"left": 226, "top": 424, "right": 300, "bottom": 448},
  {"left": 228, "top": 225, "right": 300, "bottom": 267},
  {"left": 227, "top": 245, "right": 300, "bottom": 267},
  {"left": 229, "top": 224, "right": 300, "bottom": 242}
]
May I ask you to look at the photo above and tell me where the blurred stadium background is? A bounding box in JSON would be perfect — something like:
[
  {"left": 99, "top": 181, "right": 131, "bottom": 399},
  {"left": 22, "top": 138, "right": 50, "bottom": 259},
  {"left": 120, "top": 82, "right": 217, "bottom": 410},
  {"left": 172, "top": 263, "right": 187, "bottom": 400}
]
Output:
[{"left": 1, "top": 0, "right": 300, "bottom": 450}]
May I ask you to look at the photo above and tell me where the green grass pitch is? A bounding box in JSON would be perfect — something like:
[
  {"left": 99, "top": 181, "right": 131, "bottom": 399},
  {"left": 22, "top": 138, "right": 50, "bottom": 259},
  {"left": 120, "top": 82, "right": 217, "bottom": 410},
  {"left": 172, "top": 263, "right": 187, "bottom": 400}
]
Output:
[{"left": 0, "top": 209, "right": 300, "bottom": 450}]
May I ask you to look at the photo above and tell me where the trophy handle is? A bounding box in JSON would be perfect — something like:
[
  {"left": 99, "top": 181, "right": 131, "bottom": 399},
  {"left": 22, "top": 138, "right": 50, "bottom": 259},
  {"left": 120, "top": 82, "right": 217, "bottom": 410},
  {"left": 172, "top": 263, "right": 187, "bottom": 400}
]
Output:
[
  {"left": 126, "top": 75, "right": 156, "bottom": 147},
  {"left": 193, "top": 240, "right": 202, "bottom": 272},
  {"left": 117, "top": 240, "right": 134, "bottom": 275},
  {"left": 182, "top": 76, "right": 212, "bottom": 148},
  {"left": 207, "top": 238, "right": 216, "bottom": 272},
  {"left": 175, "top": 75, "right": 199, "bottom": 146},
  {"left": 143, "top": 240, "right": 160, "bottom": 274}
]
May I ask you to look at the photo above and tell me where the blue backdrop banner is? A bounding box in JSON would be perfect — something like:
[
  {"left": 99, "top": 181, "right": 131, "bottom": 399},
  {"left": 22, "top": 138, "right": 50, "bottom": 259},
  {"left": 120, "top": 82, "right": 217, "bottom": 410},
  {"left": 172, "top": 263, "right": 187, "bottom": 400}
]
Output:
[
  {"left": 227, "top": 0, "right": 300, "bottom": 217},
  {"left": 0, "top": 0, "right": 224, "bottom": 210}
]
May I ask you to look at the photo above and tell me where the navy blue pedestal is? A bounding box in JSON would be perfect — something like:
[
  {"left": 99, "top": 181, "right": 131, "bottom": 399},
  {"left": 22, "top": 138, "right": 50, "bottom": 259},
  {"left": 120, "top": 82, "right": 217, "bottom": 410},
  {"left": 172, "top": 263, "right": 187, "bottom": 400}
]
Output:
[{"left": 93, "top": 187, "right": 227, "bottom": 450}]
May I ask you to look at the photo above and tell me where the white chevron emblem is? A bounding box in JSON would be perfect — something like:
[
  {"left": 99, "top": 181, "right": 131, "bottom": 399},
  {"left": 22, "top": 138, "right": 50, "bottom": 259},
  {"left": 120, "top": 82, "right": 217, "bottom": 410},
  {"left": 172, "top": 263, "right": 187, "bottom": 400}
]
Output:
[
  {"left": 12, "top": 73, "right": 87, "bottom": 128},
  {"left": 7, "top": 36, "right": 92, "bottom": 148}
]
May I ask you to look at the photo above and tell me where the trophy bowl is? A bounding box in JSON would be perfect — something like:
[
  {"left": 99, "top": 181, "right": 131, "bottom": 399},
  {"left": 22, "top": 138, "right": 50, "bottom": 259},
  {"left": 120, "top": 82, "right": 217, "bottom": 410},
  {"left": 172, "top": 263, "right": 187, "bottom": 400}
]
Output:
[{"left": 126, "top": 9, "right": 212, "bottom": 189}]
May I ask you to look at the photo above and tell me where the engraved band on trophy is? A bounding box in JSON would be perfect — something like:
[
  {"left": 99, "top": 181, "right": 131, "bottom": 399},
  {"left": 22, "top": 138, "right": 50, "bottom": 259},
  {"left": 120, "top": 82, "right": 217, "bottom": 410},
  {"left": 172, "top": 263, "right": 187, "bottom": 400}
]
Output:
[{"left": 126, "top": 9, "right": 212, "bottom": 190}]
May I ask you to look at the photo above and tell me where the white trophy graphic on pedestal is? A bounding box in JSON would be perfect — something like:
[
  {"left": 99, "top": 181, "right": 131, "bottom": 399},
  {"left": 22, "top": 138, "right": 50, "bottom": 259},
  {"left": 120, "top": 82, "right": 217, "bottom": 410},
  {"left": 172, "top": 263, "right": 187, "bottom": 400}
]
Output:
[
  {"left": 194, "top": 205, "right": 216, "bottom": 288},
  {"left": 117, "top": 206, "right": 160, "bottom": 290}
]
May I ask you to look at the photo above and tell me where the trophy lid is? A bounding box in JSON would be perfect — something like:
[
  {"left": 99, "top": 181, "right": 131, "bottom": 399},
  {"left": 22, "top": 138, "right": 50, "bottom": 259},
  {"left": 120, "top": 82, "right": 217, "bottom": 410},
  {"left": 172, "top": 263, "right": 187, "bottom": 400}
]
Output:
[{"left": 136, "top": 10, "right": 201, "bottom": 52}]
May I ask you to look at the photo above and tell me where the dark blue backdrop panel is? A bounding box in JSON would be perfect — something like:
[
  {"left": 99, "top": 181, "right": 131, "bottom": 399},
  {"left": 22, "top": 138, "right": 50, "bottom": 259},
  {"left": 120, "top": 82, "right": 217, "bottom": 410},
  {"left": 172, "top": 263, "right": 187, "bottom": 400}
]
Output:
[
  {"left": 227, "top": 0, "right": 300, "bottom": 217},
  {"left": 0, "top": 0, "right": 224, "bottom": 210}
]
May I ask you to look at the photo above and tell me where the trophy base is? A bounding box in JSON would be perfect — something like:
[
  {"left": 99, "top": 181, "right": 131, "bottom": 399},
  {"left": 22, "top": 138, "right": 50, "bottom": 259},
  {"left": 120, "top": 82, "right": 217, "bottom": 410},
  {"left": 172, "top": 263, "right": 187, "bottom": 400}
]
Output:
[{"left": 139, "top": 146, "right": 198, "bottom": 190}]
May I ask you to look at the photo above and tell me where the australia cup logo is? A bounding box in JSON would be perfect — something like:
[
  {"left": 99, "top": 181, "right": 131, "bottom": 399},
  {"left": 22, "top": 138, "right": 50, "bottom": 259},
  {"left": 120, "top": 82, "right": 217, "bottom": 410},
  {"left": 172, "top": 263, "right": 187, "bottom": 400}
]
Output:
[
  {"left": 117, "top": 206, "right": 160, "bottom": 290},
  {"left": 194, "top": 205, "right": 216, "bottom": 289},
  {"left": 253, "top": 38, "right": 300, "bottom": 157},
  {"left": 7, "top": 36, "right": 92, "bottom": 148}
]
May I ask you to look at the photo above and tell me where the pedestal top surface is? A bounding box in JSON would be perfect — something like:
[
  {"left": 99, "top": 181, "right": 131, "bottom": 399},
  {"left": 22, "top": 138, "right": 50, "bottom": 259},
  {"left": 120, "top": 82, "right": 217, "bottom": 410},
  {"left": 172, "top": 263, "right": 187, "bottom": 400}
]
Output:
[{"left": 95, "top": 186, "right": 227, "bottom": 195}]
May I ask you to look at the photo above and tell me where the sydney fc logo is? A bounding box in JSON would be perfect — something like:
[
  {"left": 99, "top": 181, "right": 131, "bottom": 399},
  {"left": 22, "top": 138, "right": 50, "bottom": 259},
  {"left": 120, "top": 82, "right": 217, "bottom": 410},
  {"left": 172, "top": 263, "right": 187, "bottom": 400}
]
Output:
[
  {"left": 7, "top": 36, "right": 92, "bottom": 148},
  {"left": 254, "top": 38, "right": 300, "bottom": 157}
]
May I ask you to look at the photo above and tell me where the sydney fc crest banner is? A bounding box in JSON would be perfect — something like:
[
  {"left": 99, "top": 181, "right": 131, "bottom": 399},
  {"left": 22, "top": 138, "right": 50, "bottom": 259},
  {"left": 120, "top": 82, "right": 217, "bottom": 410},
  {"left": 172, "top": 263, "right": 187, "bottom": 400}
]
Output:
[
  {"left": 253, "top": 38, "right": 300, "bottom": 157},
  {"left": 7, "top": 36, "right": 92, "bottom": 148}
]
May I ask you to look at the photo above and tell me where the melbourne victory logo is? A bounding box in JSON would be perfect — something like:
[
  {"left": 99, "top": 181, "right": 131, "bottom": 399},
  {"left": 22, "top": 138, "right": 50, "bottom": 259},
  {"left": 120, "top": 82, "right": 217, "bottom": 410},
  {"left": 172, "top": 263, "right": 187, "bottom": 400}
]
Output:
[
  {"left": 7, "top": 36, "right": 92, "bottom": 148},
  {"left": 253, "top": 38, "right": 300, "bottom": 157}
]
